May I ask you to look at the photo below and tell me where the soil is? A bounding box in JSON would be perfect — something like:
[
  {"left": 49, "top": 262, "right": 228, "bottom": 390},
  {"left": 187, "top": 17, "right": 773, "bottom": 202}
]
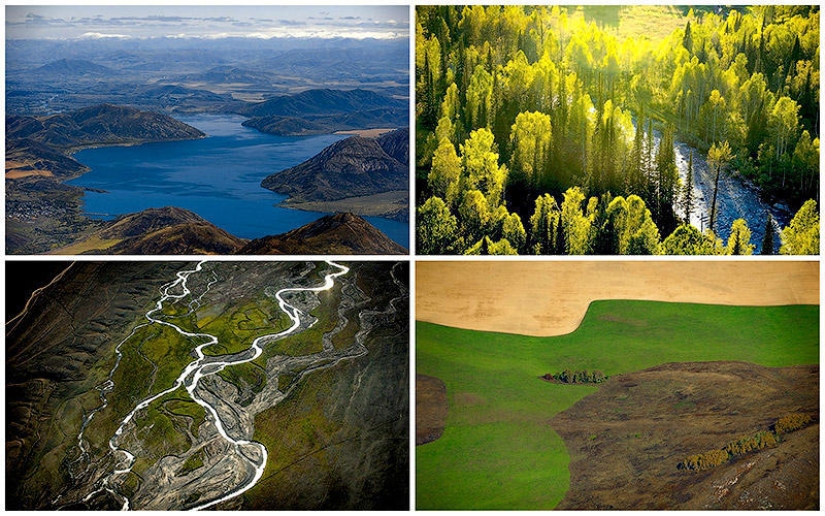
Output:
[
  {"left": 416, "top": 374, "right": 447, "bottom": 445},
  {"left": 550, "top": 361, "right": 819, "bottom": 510},
  {"left": 416, "top": 262, "right": 819, "bottom": 337}
]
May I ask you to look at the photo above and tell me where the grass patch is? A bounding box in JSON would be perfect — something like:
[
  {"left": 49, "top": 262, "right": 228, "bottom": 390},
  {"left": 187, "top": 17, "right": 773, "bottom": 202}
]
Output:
[
  {"left": 247, "top": 367, "right": 341, "bottom": 505},
  {"left": 217, "top": 361, "right": 268, "bottom": 405},
  {"left": 164, "top": 391, "right": 207, "bottom": 439},
  {"left": 277, "top": 373, "right": 295, "bottom": 392},
  {"left": 85, "top": 325, "right": 159, "bottom": 452},
  {"left": 416, "top": 300, "right": 819, "bottom": 509},
  {"left": 255, "top": 286, "right": 344, "bottom": 366},
  {"left": 51, "top": 234, "right": 123, "bottom": 255},
  {"left": 199, "top": 297, "right": 291, "bottom": 356},
  {"left": 130, "top": 391, "right": 193, "bottom": 475},
  {"left": 141, "top": 324, "right": 203, "bottom": 394},
  {"left": 178, "top": 448, "right": 205, "bottom": 476}
]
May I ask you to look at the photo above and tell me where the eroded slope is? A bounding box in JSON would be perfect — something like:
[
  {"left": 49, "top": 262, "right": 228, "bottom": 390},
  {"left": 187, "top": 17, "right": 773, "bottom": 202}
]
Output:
[{"left": 551, "top": 361, "right": 818, "bottom": 510}]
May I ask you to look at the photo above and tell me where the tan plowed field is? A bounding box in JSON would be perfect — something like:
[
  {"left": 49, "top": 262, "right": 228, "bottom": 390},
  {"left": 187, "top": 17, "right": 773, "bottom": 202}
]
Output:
[{"left": 416, "top": 261, "right": 819, "bottom": 337}]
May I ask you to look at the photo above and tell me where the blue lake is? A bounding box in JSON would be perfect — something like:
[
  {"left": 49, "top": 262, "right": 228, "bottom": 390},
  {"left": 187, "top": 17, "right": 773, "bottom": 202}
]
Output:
[{"left": 68, "top": 114, "right": 409, "bottom": 249}]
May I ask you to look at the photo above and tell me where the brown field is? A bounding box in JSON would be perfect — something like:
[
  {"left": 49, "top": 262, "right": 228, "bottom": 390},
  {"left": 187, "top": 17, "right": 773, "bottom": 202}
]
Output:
[
  {"left": 551, "top": 361, "right": 819, "bottom": 510},
  {"left": 283, "top": 190, "right": 407, "bottom": 219},
  {"left": 6, "top": 160, "right": 54, "bottom": 179},
  {"left": 416, "top": 261, "right": 819, "bottom": 337},
  {"left": 333, "top": 128, "right": 396, "bottom": 138},
  {"left": 415, "top": 374, "right": 446, "bottom": 446}
]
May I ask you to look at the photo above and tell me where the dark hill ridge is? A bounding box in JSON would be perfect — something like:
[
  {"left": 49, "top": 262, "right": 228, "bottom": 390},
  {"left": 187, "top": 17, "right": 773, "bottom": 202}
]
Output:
[
  {"left": 238, "top": 212, "right": 407, "bottom": 255},
  {"left": 6, "top": 104, "right": 204, "bottom": 150},
  {"left": 56, "top": 208, "right": 404, "bottom": 256},
  {"left": 238, "top": 89, "right": 408, "bottom": 136},
  {"left": 5, "top": 138, "right": 89, "bottom": 178},
  {"left": 377, "top": 127, "right": 410, "bottom": 165},
  {"left": 96, "top": 206, "right": 222, "bottom": 239},
  {"left": 104, "top": 223, "right": 246, "bottom": 255},
  {"left": 238, "top": 88, "right": 406, "bottom": 118},
  {"left": 31, "top": 59, "right": 115, "bottom": 77},
  {"left": 241, "top": 116, "right": 326, "bottom": 136},
  {"left": 261, "top": 131, "right": 407, "bottom": 202},
  {"left": 62, "top": 207, "right": 246, "bottom": 255}
]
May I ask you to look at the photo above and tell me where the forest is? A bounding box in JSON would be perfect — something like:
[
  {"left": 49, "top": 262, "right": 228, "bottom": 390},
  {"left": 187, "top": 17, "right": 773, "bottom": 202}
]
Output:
[{"left": 416, "top": 6, "right": 819, "bottom": 255}]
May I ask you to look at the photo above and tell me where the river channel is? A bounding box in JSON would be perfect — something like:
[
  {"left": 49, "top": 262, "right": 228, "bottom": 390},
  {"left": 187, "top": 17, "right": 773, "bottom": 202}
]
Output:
[{"left": 665, "top": 134, "right": 789, "bottom": 253}]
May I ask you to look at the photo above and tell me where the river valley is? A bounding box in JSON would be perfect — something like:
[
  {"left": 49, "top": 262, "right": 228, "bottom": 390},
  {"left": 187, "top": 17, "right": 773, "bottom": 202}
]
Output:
[{"left": 6, "top": 261, "right": 409, "bottom": 510}]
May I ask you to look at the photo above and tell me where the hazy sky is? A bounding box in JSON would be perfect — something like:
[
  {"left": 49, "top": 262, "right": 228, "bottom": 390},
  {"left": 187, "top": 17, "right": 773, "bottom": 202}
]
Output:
[{"left": 6, "top": 5, "right": 409, "bottom": 40}]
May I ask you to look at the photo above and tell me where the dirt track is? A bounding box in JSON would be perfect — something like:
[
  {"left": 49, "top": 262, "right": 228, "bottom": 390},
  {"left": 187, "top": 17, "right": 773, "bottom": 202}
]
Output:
[{"left": 416, "top": 261, "right": 819, "bottom": 336}]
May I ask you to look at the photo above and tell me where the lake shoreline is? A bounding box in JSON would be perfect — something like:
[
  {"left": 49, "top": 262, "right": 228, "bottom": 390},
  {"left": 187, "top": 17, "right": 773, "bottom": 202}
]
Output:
[{"left": 66, "top": 114, "right": 409, "bottom": 247}]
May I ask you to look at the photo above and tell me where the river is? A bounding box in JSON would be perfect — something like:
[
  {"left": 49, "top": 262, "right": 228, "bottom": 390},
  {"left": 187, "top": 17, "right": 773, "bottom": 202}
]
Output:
[
  {"left": 62, "top": 261, "right": 375, "bottom": 510},
  {"left": 67, "top": 114, "right": 409, "bottom": 249},
  {"left": 666, "top": 135, "right": 789, "bottom": 253}
]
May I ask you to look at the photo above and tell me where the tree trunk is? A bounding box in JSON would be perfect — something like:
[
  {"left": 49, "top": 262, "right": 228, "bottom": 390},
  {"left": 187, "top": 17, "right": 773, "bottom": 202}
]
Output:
[{"left": 709, "top": 164, "right": 721, "bottom": 232}]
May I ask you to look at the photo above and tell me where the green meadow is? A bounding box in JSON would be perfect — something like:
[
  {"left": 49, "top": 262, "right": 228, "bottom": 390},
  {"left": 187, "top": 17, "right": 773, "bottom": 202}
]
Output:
[{"left": 416, "top": 300, "right": 819, "bottom": 509}]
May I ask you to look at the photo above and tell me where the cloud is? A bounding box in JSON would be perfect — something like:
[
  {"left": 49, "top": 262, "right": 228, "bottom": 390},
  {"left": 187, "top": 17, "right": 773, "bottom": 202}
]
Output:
[
  {"left": 111, "top": 16, "right": 188, "bottom": 23},
  {"left": 6, "top": 6, "right": 409, "bottom": 40},
  {"left": 81, "top": 32, "right": 131, "bottom": 39},
  {"left": 276, "top": 19, "right": 308, "bottom": 27}
]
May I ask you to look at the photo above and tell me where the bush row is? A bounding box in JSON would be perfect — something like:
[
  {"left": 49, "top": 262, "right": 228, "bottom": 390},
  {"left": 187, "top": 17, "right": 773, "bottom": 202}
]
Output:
[
  {"left": 723, "top": 431, "right": 777, "bottom": 456},
  {"left": 679, "top": 412, "right": 814, "bottom": 471}
]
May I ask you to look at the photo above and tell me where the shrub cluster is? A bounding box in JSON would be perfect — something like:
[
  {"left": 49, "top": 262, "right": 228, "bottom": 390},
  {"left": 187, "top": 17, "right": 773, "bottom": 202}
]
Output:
[
  {"left": 544, "top": 369, "right": 606, "bottom": 384},
  {"left": 680, "top": 449, "right": 729, "bottom": 471},
  {"left": 774, "top": 413, "right": 813, "bottom": 435}
]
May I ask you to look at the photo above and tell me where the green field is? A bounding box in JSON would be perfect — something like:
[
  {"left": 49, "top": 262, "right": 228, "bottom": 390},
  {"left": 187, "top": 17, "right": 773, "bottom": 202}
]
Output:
[{"left": 416, "top": 300, "right": 819, "bottom": 509}]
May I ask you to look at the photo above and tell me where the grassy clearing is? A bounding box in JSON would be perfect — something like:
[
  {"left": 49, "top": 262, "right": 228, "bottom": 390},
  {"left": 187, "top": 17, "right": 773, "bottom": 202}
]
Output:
[
  {"left": 128, "top": 393, "right": 192, "bottom": 476},
  {"left": 178, "top": 448, "right": 205, "bottom": 476},
  {"left": 249, "top": 368, "right": 339, "bottom": 495},
  {"left": 572, "top": 5, "right": 688, "bottom": 44},
  {"left": 416, "top": 300, "right": 819, "bottom": 510}
]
